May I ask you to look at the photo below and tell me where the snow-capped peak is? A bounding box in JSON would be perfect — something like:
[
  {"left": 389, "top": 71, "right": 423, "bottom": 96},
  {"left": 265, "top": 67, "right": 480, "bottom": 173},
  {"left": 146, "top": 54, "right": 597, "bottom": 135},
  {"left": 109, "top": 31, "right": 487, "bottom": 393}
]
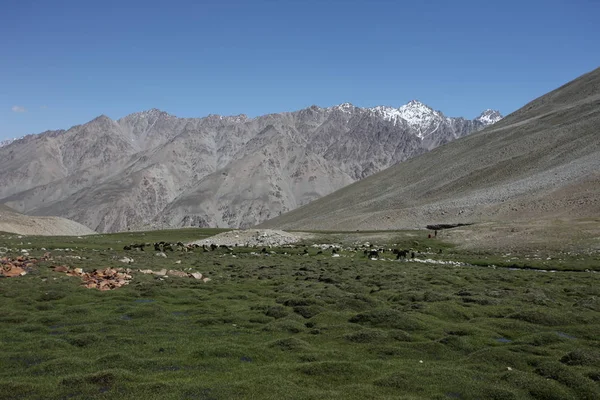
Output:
[
  {"left": 0, "top": 137, "right": 19, "bottom": 148},
  {"left": 368, "top": 105, "right": 404, "bottom": 125},
  {"left": 475, "top": 109, "right": 503, "bottom": 126},
  {"left": 397, "top": 100, "right": 440, "bottom": 126},
  {"left": 330, "top": 102, "right": 355, "bottom": 113}
]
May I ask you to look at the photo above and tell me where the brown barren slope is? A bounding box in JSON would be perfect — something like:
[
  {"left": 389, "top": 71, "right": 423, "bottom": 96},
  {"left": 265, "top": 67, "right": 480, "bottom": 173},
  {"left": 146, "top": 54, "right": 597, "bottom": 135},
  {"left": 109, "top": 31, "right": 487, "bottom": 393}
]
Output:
[
  {"left": 0, "top": 204, "right": 95, "bottom": 236},
  {"left": 261, "top": 67, "right": 600, "bottom": 250}
]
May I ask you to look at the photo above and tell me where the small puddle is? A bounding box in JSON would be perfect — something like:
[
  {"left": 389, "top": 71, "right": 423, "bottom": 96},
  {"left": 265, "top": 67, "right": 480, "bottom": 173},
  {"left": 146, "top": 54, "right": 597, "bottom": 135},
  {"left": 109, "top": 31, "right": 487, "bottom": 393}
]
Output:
[
  {"left": 555, "top": 331, "right": 576, "bottom": 339},
  {"left": 171, "top": 312, "right": 187, "bottom": 317},
  {"left": 495, "top": 337, "right": 512, "bottom": 343}
]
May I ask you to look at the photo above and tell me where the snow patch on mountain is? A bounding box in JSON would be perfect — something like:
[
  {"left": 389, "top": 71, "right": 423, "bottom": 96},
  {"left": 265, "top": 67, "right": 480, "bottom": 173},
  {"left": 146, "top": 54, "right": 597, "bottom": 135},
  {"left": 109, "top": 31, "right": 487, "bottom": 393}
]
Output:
[
  {"left": 0, "top": 138, "right": 20, "bottom": 148},
  {"left": 476, "top": 109, "right": 503, "bottom": 125}
]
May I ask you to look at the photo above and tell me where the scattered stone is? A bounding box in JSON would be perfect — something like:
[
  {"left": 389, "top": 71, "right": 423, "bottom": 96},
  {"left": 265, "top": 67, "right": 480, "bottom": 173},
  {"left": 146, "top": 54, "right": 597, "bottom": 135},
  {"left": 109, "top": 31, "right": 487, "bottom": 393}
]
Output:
[
  {"left": 167, "top": 270, "right": 188, "bottom": 278},
  {"left": 190, "top": 229, "right": 310, "bottom": 248},
  {"left": 119, "top": 257, "right": 134, "bottom": 264},
  {"left": 52, "top": 266, "right": 132, "bottom": 291},
  {"left": 0, "top": 253, "right": 52, "bottom": 278},
  {"left": 156, "top": 252, "right": 167, "bottom": 258},
  {"left": 190, "top": 272, "right": 203, "bottom": 280},
  {"left": 175, "top": 260, "right": 181, "bottom": 264}
]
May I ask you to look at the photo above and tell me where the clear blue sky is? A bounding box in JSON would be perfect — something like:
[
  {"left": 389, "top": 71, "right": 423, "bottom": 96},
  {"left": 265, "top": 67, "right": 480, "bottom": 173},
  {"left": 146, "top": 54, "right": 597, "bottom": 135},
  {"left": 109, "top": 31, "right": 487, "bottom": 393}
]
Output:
[{"left": 1, "top": 0, "right": 599, "bottom": 140}]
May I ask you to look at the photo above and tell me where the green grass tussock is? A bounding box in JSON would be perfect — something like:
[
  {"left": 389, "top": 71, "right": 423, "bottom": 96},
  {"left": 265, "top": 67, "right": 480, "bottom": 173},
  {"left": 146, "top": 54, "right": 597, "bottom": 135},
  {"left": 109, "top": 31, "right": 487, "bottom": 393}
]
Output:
[{"left": 0, "top": 228, "right": 598, "bottom": 398}]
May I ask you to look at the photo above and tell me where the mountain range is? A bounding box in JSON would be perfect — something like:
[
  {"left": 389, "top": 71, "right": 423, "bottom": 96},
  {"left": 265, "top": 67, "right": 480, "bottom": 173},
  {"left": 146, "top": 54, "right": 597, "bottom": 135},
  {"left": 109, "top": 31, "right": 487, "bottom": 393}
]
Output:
[
  {"left": 0, "top": 101, "right": 501, "bottom": 233},
  {"left": 261, "top": 68, "right": 600, "bottom": 243}
]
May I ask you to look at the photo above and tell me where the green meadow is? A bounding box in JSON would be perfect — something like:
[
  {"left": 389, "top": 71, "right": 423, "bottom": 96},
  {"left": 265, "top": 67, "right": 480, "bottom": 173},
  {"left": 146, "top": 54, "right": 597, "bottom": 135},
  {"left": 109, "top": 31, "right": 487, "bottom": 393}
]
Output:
[{"left": 0, "top": 229, "right": 599, "bottom": 399}]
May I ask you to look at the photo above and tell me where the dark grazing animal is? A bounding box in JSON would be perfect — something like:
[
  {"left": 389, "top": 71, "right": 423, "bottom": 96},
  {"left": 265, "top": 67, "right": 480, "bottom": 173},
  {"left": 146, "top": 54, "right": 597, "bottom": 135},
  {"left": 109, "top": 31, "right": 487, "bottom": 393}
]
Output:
[
  {"left": 392, "top": 249, "right": 409, "bottom": 259},
  {"left": 367, "top": 250, "right": 379, "bottom": 259}
]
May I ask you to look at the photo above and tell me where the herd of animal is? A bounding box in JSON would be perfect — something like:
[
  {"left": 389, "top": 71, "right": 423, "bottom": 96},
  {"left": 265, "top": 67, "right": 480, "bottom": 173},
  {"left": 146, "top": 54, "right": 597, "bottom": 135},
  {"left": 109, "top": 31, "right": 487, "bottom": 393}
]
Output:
[
  {"left": 123, "top": 242, "right": 233, "bottom": 252},
  {"left": 122, "top": 241, "right": 416, "bottom": 260}
]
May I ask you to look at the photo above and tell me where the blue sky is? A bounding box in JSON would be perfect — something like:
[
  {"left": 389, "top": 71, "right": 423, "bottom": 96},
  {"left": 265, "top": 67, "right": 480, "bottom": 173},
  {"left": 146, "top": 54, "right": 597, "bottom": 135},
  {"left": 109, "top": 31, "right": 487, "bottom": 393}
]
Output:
[{"left": 1, "top": 0, "right": 599, "bottom": 140}]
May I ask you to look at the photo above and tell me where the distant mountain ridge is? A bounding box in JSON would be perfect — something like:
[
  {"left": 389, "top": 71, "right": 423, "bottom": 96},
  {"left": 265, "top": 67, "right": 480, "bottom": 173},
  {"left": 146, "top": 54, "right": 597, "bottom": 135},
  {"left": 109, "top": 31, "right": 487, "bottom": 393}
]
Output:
[
  {"left": 260, "top": 68, "right": 600, "bottom": 233},
  {"left": 0, "top": 101, "right": 501, "bottom": 232}
]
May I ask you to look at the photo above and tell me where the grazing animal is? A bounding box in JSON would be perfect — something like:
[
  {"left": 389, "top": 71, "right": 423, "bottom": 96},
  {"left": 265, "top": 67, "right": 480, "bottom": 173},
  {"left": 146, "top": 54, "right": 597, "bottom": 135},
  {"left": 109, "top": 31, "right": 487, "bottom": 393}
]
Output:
[
  {"left": 393, "top": 249, "right": 409, "bottom": 259},
  {"left": 368, "top": 250, "right": 379, "bottom": 259}
]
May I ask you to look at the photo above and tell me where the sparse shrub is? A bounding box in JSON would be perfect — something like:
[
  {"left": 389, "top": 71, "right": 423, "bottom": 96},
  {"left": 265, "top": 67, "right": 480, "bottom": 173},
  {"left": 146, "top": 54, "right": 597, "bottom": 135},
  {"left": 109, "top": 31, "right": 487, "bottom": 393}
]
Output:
[
  {"left": 264, "top": 305, "right": 288, "bottom": 319},
  {"left": 518, "top": 332, "right": 565, "bottom": 346},
  {"left": 424, "top": 291, "right": 450, "bottom": 302},
  {"left": 279, "top": 297, "right": 316, "bottom": 307},
  {"left": 391, "top": 330, "right": 412, "bottom": 341},
  {"left": 344, "top": 328, "right": 387, "bottom": 343},
  {"left": 68, "top": 333, "right": 101, "bottom": 347},
  {"left": 262, "top": 319, "right": 305, "bottom": 333},
  {"left": 61, "top": 369, "right": 132, "bottom": 388},
  {"left": 349, "top": 309, "right": 424, "bottom": 331},
  {"left": 37, "top": 290, "right": 66, "bottom": 302},
  {"left": 95, "top": 353, "right": 136, "bottom": 369},
  {"left": 297, "top": 361, "right": 357, "bottom": 377},
  {"left": 508, "top": 310, "right": 569, "bottom": 326},
  {"left": 501, "top": 371, "right": 572, "bottom": 400},
  {"left": 373, "top": 372, "right": 411, "bottom": 389},
  {"left": 293, "top": 305, "right": 323, "bottom": 318},
  {"left": 269, "top": 337, "right": 310, "bottom": 351},
  {"left": 560, "top": 349, "right": 600, "bottom": 367},
  {"left": 534, "top": 360, "right": 600, "bottom": 399},
  {"left": 0, "top": 382, "right": 36, "bottom": 400}
]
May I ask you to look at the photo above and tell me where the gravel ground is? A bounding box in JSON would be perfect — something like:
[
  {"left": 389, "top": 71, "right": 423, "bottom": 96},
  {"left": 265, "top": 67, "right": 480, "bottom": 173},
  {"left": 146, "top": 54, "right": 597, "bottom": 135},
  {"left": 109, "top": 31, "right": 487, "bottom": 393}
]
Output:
[{"left": 190, "top": 229, "right": 312, "bottom": 247}]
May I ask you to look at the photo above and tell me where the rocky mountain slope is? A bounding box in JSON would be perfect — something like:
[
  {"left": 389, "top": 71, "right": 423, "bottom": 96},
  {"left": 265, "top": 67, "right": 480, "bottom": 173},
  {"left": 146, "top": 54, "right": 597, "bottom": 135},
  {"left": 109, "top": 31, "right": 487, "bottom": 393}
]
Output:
[
  {"left": 0, "top": 204, "right": 95, "bottom": 236},
  {"left": 0, "top": 102, "right": 500, "bottom": 232},
  {"left": 261, "top": 67, "right": 600, "bottom": 233}
]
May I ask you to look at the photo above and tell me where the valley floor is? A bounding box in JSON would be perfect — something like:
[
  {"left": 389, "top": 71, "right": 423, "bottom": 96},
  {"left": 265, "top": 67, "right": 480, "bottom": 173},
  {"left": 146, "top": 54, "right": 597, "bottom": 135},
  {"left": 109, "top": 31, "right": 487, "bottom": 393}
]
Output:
[{"left": 0, "top": 228, "right": 599, "bottom": 399}]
